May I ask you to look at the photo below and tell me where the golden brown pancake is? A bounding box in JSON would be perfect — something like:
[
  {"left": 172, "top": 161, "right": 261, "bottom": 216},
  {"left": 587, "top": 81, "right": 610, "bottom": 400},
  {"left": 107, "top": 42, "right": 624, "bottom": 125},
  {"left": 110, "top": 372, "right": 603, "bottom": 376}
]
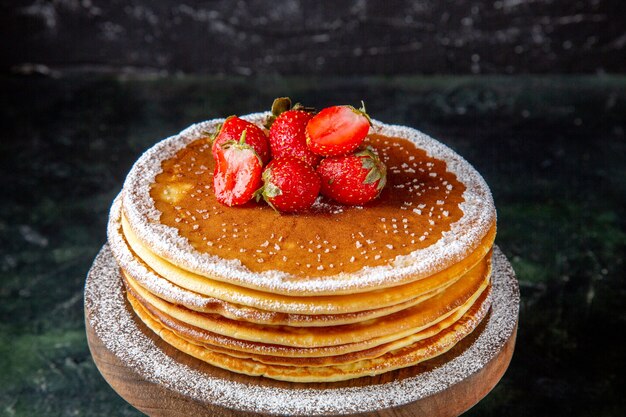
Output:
[
  {"left": 107, "top": 113, "right": 498, "bottom": 382},
  {"left": 113, "top": 200, "right": 494, "bottom": 316},
  {"left": 122, "top": 255, "right": 490, "bottom": 348},
  {"left": 127, "top": 284, "right": 492, "bottom": 382},
  {"left": 123, "top": 271, "right": 490, "bottom": 363}
]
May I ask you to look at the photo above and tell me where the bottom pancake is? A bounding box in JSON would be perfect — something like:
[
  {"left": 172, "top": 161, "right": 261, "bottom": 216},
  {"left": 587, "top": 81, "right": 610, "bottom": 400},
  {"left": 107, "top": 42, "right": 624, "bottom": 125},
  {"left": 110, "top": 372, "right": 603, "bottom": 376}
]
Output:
[{"left": 126, "top": 285, "right": 492, "bottom": 382}]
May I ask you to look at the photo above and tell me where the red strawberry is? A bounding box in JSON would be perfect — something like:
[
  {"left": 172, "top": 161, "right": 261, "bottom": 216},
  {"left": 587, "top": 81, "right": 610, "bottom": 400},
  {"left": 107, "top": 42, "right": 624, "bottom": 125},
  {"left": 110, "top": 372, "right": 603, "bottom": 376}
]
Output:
[
  {"left": 256, "top": 156, "right": 321, "bottom": 213},
  {"left": 305, "top": 102, "right": 372, "bottom": 157},
  {"left": 316, "top": 147, "right": 387, "bottom": 205},
  {"left": 266, "top": 97, "right": 321, "bottom": 167},
  {"left": 213, "top": 131, "right": 263, "bottom": 206},
  {"left": 211, "top": 116, "right": 270, "bottom": 164}
]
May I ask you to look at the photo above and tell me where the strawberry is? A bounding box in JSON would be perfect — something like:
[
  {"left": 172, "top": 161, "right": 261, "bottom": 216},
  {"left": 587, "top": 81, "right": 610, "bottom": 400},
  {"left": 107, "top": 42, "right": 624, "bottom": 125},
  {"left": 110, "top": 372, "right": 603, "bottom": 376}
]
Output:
[
  {"left": 213, "top": 131, "right": 263, "bottom": 206},
  {"left": 256, "top": 156, "right": 321, "bottom": 213},
  {"left": 316, "top": 147, "right": 387, "bottom": 205},
  {"left": 305, "top": 102, "right": 372, "bottom": 157},
  {"left": 211, "top": 116, "right": 270, "bottom": 165},
  {"left": 266, "top": 97, "right": 321, "bottom": 167}
]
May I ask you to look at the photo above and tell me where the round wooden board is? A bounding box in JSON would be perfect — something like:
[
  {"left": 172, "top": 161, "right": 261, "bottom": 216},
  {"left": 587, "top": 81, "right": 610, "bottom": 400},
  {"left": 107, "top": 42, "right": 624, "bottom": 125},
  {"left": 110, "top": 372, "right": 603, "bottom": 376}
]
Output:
[{"left": 85, "top": 245, "right": 519, "bottom": 417}]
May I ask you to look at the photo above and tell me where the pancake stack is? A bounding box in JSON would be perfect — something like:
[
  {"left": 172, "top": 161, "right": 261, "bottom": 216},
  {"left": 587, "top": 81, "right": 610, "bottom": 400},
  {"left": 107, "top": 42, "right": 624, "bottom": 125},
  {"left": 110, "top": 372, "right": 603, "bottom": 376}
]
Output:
[{"left": 107, "top": 114, "right": 497, "bottom": 383}]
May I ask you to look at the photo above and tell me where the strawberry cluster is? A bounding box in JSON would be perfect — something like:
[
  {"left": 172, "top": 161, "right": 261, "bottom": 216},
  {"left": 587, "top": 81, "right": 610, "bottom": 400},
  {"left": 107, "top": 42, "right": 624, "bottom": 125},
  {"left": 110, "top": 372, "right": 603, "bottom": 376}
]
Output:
[{"left": 211, "top": 97, "right": 387, "bottom": 213}]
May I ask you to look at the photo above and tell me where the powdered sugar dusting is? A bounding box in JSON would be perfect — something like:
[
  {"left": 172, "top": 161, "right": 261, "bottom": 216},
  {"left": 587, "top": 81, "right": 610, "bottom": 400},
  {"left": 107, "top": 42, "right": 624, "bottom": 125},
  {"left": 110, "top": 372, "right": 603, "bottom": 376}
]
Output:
[
  {"left": 108, "top": 195, "right": 227, "bottom": 312},
  {"left": 85, "top": 245, "right": 518, "bottom": 416},
  {"left": 120, "top": 114, "right": 496, "bottom": 294},
  {"left": 109, "top": 195, "right": 385, "bottom": 316}
]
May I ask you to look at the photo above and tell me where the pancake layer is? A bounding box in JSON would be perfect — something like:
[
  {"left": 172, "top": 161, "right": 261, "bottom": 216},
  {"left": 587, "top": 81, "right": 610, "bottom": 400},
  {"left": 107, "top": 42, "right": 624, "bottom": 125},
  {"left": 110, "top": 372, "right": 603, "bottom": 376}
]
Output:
[
  {"left": 108, "top": 115, "right": 498, "bottom": 382},
  {"left": 121, "top": 114, "right": 496, "bottom": 295},
  {"left": 127, "top": 284, "right": 492, "bottom": 382}
]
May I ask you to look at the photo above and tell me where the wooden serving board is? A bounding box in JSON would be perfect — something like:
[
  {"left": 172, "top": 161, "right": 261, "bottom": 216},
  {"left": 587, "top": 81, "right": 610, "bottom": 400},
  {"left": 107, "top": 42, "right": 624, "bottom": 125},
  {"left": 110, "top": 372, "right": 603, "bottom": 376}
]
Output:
[{"left": 85, "top": 245, "right": 519, "bottom": 417}]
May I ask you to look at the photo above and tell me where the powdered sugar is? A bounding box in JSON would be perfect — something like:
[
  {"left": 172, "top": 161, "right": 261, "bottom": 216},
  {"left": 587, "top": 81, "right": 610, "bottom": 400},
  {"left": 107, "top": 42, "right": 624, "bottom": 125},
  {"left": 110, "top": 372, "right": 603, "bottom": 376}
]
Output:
[
  {"left": 85, "top": 245, "right": 518, "bottom": 416},
  {"left": 120, "top": 114, "right": 496, "bottom": 294},
  {"left": 108, "top": 195, "right": 382, "bottom": 315}
]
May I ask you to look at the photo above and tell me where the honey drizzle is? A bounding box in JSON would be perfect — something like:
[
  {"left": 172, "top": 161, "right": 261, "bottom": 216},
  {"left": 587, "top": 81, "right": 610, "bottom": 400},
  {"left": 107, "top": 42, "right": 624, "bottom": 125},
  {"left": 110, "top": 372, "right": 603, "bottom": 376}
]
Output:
[{"left": 150, "top": 134, "right": 465, "bottom": 277}]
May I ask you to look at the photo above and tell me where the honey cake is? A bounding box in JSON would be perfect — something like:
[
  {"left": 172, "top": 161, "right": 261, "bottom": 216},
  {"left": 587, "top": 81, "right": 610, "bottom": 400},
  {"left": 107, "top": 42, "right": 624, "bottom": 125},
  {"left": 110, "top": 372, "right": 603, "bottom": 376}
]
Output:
[{"left": 107, "top": 113, "right": 497, "bottom": 382}]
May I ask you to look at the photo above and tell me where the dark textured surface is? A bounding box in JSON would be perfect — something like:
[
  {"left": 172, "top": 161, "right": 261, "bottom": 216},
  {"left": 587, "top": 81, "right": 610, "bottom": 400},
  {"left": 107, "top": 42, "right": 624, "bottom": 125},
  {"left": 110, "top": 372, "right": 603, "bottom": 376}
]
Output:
[
  {"left": 0, "top": 74, "right": 625, "bottom": 416},
  {"left": 4, "top": 0, "right": 626, "bottom": 76}
]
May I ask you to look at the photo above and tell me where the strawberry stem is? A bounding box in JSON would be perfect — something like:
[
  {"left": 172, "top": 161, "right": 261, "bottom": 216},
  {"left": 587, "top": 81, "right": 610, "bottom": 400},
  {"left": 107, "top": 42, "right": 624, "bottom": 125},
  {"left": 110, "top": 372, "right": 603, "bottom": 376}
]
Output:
[
  {"left": 352, "top": 101, "right": 373, "bottom": 126},
  {"left": 264, "top": 97, "right": 292, "bottom": 129},
  {"left": 238, "top": 129, "right": 247, "bottom": 145},
  {"left": 271, "top": 97, "right": 292, "bottom": 116},
  {"left": 204, "top": 122, "right": 223, "bottom": 143},
  {"left": 264, "top": 97, "right": 316, "bottom": 129}
]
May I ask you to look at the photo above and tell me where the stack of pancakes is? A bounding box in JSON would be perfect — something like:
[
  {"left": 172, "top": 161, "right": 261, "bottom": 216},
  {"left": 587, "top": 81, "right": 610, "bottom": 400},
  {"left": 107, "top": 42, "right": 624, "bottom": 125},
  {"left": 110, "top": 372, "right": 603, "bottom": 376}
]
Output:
[{"left": 107, "top": 115, "right": 497, "bottom": 383}]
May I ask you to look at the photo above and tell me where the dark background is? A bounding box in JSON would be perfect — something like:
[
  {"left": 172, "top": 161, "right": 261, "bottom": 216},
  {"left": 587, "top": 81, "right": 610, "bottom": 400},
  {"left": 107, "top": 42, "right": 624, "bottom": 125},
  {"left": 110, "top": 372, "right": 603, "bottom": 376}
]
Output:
[
  {"left": 3, "top": 0, "right": 626, "bottom": 76},
  {"left": 1, "top": 1, "right": 625, "bottom": 416}
]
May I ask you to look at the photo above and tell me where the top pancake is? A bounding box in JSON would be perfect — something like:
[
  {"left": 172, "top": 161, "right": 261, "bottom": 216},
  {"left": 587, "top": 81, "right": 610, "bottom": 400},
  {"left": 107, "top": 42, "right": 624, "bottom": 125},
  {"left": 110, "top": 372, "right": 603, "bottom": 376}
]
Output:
[{"left": 121, "top": 113, "right": 496, "bottom": 295}]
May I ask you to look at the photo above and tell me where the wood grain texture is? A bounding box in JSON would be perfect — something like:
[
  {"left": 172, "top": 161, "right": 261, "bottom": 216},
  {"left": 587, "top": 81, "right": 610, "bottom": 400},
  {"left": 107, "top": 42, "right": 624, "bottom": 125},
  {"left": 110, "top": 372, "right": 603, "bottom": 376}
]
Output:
[{"left": 86, "top": 293, "right": 517, "bottom": 417}]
